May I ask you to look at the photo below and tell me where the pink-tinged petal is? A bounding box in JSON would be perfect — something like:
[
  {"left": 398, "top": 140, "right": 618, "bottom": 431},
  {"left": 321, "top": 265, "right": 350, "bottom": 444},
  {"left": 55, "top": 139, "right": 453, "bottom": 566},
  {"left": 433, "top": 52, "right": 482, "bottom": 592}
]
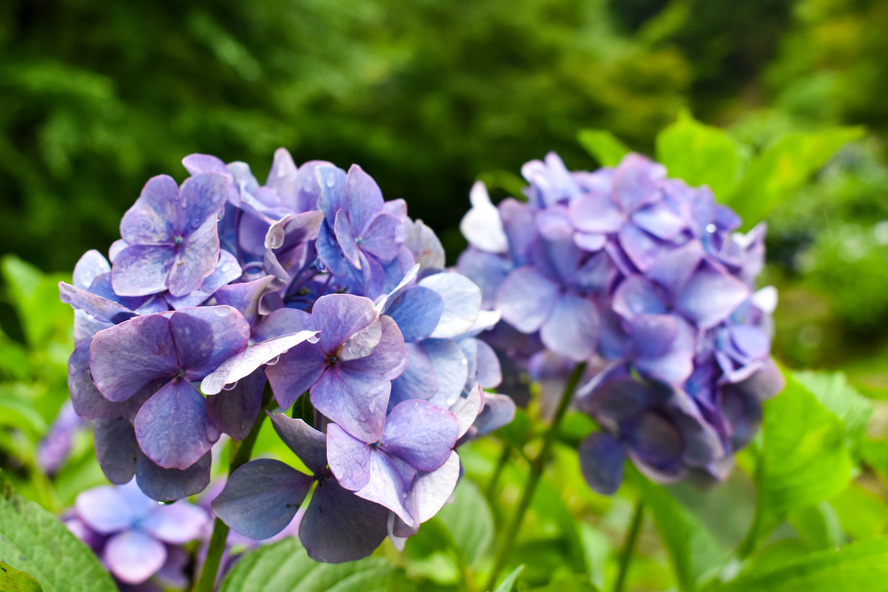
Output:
[
  {"left": 111, "top": 244, "right": 176, "bottom": 297},
  {"left": 120, "top": 175, "right": 178, "bottom": 245},
  {"left": 311, "top": 366, "right": 390, "bottom": 442},
  {"left": 451, "top": 385, "right": 484, "bottom": 438},
  {"left": 169, "top": 221, "right": 218, "bottom": 297},
  {"left": 334, "top": 209, "right": 362, "bottom": 269},
  {"left": 104, "top": 530, "right": 167, "bottom": 585},
  {"left": 73, "top": 250, "right": 111, "bottom": 290},
  {"left": 632, "top": 200, "right": 686, "bottom": 240},
  {"left": 269, "top": 414, "right": 327, "bottom": 474},
  {"left": 313, "top": 294, "right": 379, "bottom": 353},
  {"left": 75, "top": 485, "right": 136, "bottom": 533},
  {"left": 612, "top": 275, "right": 667, "bottom": 320},
  {"left": 382, "top": 400, "right": 459, "bottom": 472},
  {"left": 676, "top": 263, "right": 750, "bottom": 329},
  {"left": 212, "top": 459, "right": 313, "bottom": 540},
  {"left": 353, "top": 451, "right": 413, "bottom": 527},
  {"left": 134, "top": 380, "right": 220, "bottom": 470},
  {"left": 568, "top": 193, "right": 625, "bottom": 233},
  {"left": 460, "top": 181, "right": 508, "bottom": 253},
  {"left": 647, "top": 240, "right": 703, "bottom": 295},
  {"left": 496, "top": 267, "right": 559, "bottom": 333},
  {"left": 200, "top": 330, "right": 319, "bottom": 395},
  {"left": 425, "top": 339, "right": 469, "bottom": 408},
  {"left": 578, "top": 432, "right": 625, "bottom": 495},
  {"left": 345, "top": 316, "right": 406, "bottom": 380},
  {"left": 170, "top": 306, "right": 251, "bottom": 379},
  {"left": 94, "top": 418, "right": 139, "bottom": 484},
  {"left": 264, "top": 342, "right": 326, "bottom": 409},
  {"left": 178, "top": 172, "right": 227, "bottom": 234},
  {"left": 539, "top": 294, "right": 599, "bottom": 361},
  {"left": 206, "top": 370, "right": 266, "bottom": 440},
  {"left": 135, "top": 451, "right": 211, "bottom": 502},
  {"left": 327, "top": 423, "right": 373, "bottom": 490},
  {"left": 419, "top": 272, "right": 482, "bottom": 339},
  {"left": 360, "top": 213, "right": 405, "bottom": 263},
  {"left": 619, "top": 224, "right": 664, "bottom": 272},
  {"left": 142, "top": 502, "right": 208, "bottom": 544},
  {"left": 345, "top": 164, "right": 385, "bottom": 232},
  {"left": 299, "top": 478, "right": 389, "bottom": 564},
  {"left": 406, "top": 451, "right": 460, "bottom": 524},
  {"left": 90, "top": 314, "right": 177, "bottom": 402}
]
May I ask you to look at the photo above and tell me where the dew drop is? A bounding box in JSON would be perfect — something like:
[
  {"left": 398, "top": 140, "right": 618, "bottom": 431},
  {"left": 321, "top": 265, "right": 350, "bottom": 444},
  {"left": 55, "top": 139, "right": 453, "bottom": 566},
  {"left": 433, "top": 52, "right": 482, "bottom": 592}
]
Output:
[
  {"left": 223, "top": 381, "right": 239, "bottom": 391},
  {"left": 325, "top": 174, "right": 336, "bottom": 188},
  {"left": 266, "top": 355, "right": 281, "bottom": 366},
  {"left": 705, "top": 223, "right": 717, "bottom": 233}
]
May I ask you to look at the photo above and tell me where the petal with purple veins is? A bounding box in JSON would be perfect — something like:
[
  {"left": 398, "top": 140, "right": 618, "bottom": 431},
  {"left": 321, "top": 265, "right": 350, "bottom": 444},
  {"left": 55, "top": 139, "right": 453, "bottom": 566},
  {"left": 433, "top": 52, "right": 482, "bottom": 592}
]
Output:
[
  {"left": 170, "top": 306, "right": 251, "bottom": 379},
  {"left": 111, "top": 244, "right": 177, "bottom": 297},
  {"left": 311, "top": 366, "right": 389, "bottom": 443},
  {"left": 206, "top": 369, "right": 267, "bottom": 440},
  {"left": 134, "top": 450, "right": 211, "bottom": 502},
  {"left": 265, "top": 342, "right": 327, "bottom": 409},
  {"left": 327, "top": 423, "right": 373, "bottom": 490},
  {"left": 313, "top": 294, "right": 379, "bottom": 353},
  {"left": 345, "top": 316, "right": 407, "bottom": 380},
  {"left": 120, "top": 175, "right": 178, "bottom": 245},
  {"left": 94, "top": 418, "right": 140, "bottom": 484},
  {"left": 345, "top": 164, "right": 385, "bottom": 233},
  {"left": 360, "top": 213, "right": 405, "bottom": 263},
  {"left": 352, "top": 451, "right": 413, "bottom": 526}
]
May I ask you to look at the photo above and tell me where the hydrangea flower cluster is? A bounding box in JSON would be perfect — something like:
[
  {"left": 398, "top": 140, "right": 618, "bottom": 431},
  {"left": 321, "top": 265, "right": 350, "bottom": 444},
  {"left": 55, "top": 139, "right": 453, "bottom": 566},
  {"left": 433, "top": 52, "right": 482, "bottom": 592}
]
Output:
[
  {"left": 60, "top": 149, "right": 515, "bottom": 562},
  {"left": 64, "top": 480, "right": 209, "bottom": 590},
  {"left": 457, "top": 152, "right": 784, "bottom": 493}
]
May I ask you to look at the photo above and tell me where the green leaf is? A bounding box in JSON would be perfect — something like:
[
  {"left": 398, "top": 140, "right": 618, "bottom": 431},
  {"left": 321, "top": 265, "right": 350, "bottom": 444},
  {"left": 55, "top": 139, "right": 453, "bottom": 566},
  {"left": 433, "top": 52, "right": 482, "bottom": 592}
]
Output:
[
  {"left": 655, "top": 109, "right": 747, "bottom": 199},
  {"left": 434, "top": 478, "right": 494, "bottom": 566},
  {"left": 0, "top": 470, "right": 117, "bottom": 592},
  {"left": 725, "top": 126, "right": 865, "bottom": 229},
  {"left": 219, "top": 538, "right": 417, "bottom": 592},
  {"left": 492, "top": 565, "right": 524, "bottom": 592},
  {"left": 577, "top": 130, "right": 631, "bottom": 167},
  {"left": 494, "top": 408, "right": 531, "bottom": 450},
  {"left": 743, "top": 371, "right": 854, "bottom": 552},
  {"left": 636, "top": 477, "right": 727, "bottom": 591},
  {"left": 0, "top": 562, "right": 43, "bottom": 592},
  {"left": 717, "top": 537, "right": 888, "bottom": 592},
  {"left": 529, "top": 573, "right": 601, "bottom": 591},
  {"left": 792, "top": 370, "right": 873, "bottom": 447},
  {"left": 476, "top": 170, "right": 530, "bottom": 200},
  {"left": 1, "top": 255, "right": 73, "bottom": 351}
]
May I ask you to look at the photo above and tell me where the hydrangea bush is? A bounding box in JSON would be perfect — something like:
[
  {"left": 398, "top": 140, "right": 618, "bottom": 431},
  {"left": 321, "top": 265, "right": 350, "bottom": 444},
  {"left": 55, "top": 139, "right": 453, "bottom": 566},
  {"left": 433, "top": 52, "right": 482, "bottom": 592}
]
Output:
[{"left": 57, "top": 150, "right": 515, "bottom": 581}]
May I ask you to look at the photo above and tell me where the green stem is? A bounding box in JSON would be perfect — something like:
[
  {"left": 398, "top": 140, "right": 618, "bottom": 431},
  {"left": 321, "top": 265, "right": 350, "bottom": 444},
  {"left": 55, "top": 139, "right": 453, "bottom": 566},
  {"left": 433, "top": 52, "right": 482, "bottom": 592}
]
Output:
[
  {"left": 484, "top": 362, "right": 587, "bottom": 591},
  {"left": 485, "top": 442, "right": 511, "bottom": 502},
  {"left": 194, "top": 392, "right": 271, "bottom": 592},
  {"left": 613, "top": 499, "right": 645, "bottom": 592}
]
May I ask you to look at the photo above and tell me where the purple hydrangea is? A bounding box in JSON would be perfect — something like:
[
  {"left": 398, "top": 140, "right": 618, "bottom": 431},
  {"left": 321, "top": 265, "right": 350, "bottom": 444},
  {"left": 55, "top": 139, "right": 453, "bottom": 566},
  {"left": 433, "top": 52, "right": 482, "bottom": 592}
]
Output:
[
  {"left": 457, "top": 151, "right": 784, "bottom": 494},
  {"left": 60, "top": 149, "right": 514, "bottom": 562},
  {"left": 64, "top": 480, "right": 209, "bottom": 589}
]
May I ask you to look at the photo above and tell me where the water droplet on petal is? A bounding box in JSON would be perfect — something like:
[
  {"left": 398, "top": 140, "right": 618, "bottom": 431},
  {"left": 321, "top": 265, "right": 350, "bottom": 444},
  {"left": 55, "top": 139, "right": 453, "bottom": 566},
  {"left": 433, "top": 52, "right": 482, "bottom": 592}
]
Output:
[
  {"left": 223, "top": 381, "right": 239, "bottom": 391},
  {"left": 266, "top": 355, "right": 281, "bottom": 366},
  {"left": 325, "top": 174, "right": 336, "bottom": 188},
  {"left": 706, "top": 223, "right": 717, "bottom": 233}
]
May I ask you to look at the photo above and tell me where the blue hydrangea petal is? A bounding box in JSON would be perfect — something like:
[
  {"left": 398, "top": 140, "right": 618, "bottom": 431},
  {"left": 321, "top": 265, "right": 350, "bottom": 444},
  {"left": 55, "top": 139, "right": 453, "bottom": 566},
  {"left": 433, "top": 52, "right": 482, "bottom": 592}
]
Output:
[
  {"left": 134, "top": 450, "right": 211, "bottom": 502},
  {"left": 360, "top": 213, "right": 405, "bottom": 263},
  {"left": 316, "top": 222, "right": 351, "bottom": 277},
  {"left": 420, "top": 272, "right": 483, "bottom": 339},
  {"left": 90, "top": 314, "right": 178, "bottom": 403},
  {"left": 611, "top": 154, "right": 663, "bottom": 213},
  {"left": 406, "top": 451, "right": 460, "bottom": 524},
  {"left": 316, "top": 165, "right": 348, "bottom": 219},
  {"left": 424, "top": 339, "right": 469, "bottom": 408},
  {"left": 111, "top": 244, "right": 177, "bottom": 297},
  {"left": 632, "top": 200, "right": 686, "bottom": 241},
  {"left": 612, "top": 275, "right": 667, "bottom": 320},
  {"left": 460, "top": 181, "right": 509, "bottom": 253},
  {"left": 455, "top": 249, "right": 511, "bottom": 309},
  {"left": 169, "top": 306, "right": 250, "bottom": 379},
  {"left": 539, "top": 293, "right": 599, "bottom": 361},
  {"left": 212, "top": 458, "right": 314, "bottom": 540},
  {"left": 472, "top": 392, "right": 517, "bottom": 436},
  {"left": 382, "top": 399, "right": 459, "bottom": 472},
  {"left": 134, "top": 379, "right": 220, "bottom": 470},
  {"left": 119, "top": 174, "right": 179, "bottom": 245},
  {"left": 675, "top": 262, "right": 750, "bottom": 329},
  {"left": 299, "top": 477, "right": 389, "bottom": 564},
  {"left": 474, "top": 339, "right": 502, "bottom": 389},
  {"left": 265, "top": 342, "right": 327, "bottom": 409},
  {"left": 326, "top": 423, "right": 373, "bottom": 490},
  {"left": 647, "top": 240, "right": 703, "bottom": 295},
  {"left": 75, "top": 485, "right": 137, "bottom": 533},
  {"left": 497, "top": 266, "right": 559, "bottom": 333},
  {"left": 205, "top": 369, "right": 266, "bottom": 440},
  {"left": 142, "top": 501, "right": 208, "bottom": 544},
  {"left": 94, "top": 418, "right": 139, "bottom": 484},
  {"left": 69, "top": 344, "right": 136, "bottom": 419},
  {"left": 313, "top": 294, "right": 380, "bottom": 353},
  {"left": 619, "top": 224, "right": 664, "bottom": 272},
  {"left": 627, "top": 412, "right": 684, "bottom": 474},
  {"left": 165, "top": 250, "right": 241, "bottom": 309},
  {"left": 390, "top": 343, "right": 438, "bottom": 407},
  {"left": 569, "top": 193, "right": 625, "bottom": 234},
  {"left": 213, "top": 275, "right": 277, "bottom": 327},
  {"left": 104, "top": 530, "right": 167, "bottom": 585},
  {"left": 312, "top": 366, "right": 390, "bottom": 442},
  {"left": 386, "top": 286, "right": 444, "bottom": 343},
  {"left": 578, "top": 432, "right": 625, "bottom": 495},
  {"left": 168, "top": 221, "right": 219, "bottom": 298},
  {"left": 73, "top": 249, "right": 111, "bottom": 290},
  {"left": 352, "top": 450, "right": 413, "bottom": 526},
  {"left": 344, "top": 316, "right": 407, "bottom": 380},
  {"left": 334, "top": 209, "right": 362, "bottom": 269},
  {"left": 269, "top": 414, "right": 328, "bottom": 474},
  {"left": 345, "top": 164, "right": 385, "bottom": 232},
  {"left": 633, "top": 316, "right": 695, "bottom": 385},
  {"left": 253, "top": 307, "right": 315, "bottom": 341}
]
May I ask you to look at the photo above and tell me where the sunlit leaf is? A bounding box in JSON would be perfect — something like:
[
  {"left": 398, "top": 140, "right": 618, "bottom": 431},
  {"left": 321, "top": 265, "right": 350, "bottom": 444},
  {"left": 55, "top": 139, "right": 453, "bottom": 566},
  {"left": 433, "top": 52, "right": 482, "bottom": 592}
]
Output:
[
  {"left": 434, "top": 478, "right": 494, "bottom": 567},
  {"left": 577, "top": 130, "right": 631, "bottom": 167},
  {"left": 493, "top": 565, "right": 524, "bottom": 592},
  {"left": 0, "top": 562, "right": 43, "bottom": 592}
]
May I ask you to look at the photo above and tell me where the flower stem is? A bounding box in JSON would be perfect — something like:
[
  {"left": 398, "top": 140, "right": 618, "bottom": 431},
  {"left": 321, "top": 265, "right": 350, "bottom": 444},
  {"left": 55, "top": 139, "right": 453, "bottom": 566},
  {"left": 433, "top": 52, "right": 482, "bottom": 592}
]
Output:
[
  {"left": 614, "top": 499, "right": 645, "bottom": 592},
  {"left": 193, "top": 392, "right": 271, "bottom": 592},
  {"left": 485, "top": 442, "right": 511, "bottom": 502},
  {"left": 484, "top": 362, "right": 587, "bottom": 591}
]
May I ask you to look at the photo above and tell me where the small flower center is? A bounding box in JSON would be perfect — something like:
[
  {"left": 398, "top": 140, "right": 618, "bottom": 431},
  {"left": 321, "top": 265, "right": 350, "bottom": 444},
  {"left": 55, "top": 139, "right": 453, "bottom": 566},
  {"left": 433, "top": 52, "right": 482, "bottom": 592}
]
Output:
[
  {"left": 355, "top": 237, "right": 364, "bottom": 245},
  {"left": 326, "top": 354, "right": 339, "bottom": 367},
  {"left": 173, "top": 235, "right": 184, "bottom": 246}
]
